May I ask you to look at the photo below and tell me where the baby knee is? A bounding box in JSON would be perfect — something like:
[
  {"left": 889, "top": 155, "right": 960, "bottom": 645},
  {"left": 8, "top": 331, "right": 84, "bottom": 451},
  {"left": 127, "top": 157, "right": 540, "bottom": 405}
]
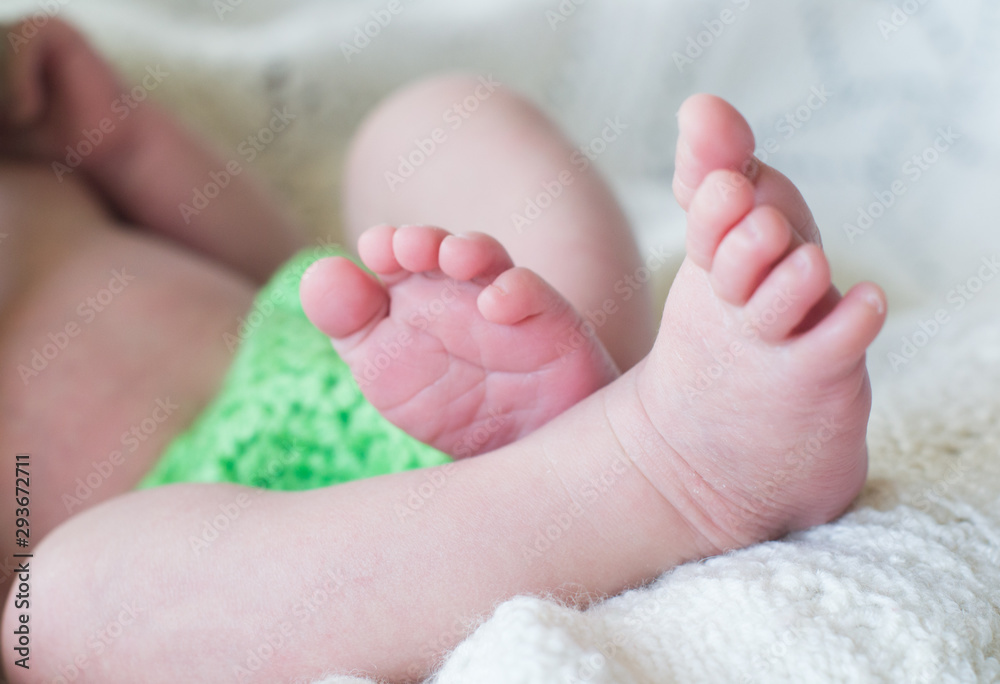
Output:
[
  {"left": 381, "top": 72, "right": 521, "bottom": 118},
  {"left": 349, "top": 72, "right": 536, "bottom": 159}
]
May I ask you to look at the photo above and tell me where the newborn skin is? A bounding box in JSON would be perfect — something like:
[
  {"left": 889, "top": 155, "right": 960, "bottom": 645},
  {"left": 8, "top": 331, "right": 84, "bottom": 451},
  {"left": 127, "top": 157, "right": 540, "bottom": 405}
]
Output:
[
  {"left": 300, "top": 225, "right": 620, "bottom": 456},
  {"left": 303, "top": 91, "right": 887, "bottom": 548},
  {"left": 0, "top": 17, "right": 885, "bottom": 684}
]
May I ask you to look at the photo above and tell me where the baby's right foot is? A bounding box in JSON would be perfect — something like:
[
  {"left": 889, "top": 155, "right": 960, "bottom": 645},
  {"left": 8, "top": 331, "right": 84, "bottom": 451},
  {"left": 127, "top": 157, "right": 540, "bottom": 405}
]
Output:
[
  {"left": 511, "top": 95, "right": 889, "bottom": 562},
  {"left": 616, "top": 94, "right": 889, "bottom": 549},
  {"left": 301, "top": 225, "right": 619, "bottom": 457}
]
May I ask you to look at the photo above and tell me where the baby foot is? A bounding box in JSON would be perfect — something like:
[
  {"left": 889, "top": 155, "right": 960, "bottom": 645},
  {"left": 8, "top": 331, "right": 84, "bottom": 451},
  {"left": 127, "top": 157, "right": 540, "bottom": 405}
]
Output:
[
  {"left": 300, "top": 225, "right": 619, "bottom": 457},
  {"left": 629, "top": 95, "right": 888, "bottom": 548}
]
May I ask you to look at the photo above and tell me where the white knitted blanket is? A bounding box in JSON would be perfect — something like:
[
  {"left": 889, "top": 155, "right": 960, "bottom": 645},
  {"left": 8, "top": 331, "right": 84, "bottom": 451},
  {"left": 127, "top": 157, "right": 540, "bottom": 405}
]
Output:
[{"left": 5, "top": 0, "right": 998, "bottom": 680}]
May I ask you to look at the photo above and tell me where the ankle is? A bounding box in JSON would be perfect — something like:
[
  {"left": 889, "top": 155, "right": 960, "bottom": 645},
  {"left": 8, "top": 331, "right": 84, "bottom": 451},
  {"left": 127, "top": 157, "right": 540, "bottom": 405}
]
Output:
[
  {"left": 548, "top": 371, "right": 731, "bottom": 570},
  {"left": 614, "top": 362, "right": 785, "bottom": 557}
]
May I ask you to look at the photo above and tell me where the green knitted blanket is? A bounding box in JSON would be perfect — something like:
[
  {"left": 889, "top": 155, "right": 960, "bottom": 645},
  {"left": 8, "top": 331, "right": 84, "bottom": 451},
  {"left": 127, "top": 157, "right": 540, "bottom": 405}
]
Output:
[{"left": 139, "top": 247, "right": 451, "bottom": 491}]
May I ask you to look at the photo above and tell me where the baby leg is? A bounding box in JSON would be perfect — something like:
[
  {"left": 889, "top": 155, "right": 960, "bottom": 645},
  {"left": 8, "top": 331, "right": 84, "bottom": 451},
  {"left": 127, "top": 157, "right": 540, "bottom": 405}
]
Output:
[
  {"left": 10, "top": 95, "right": 887, "bottom": 684},
  {"left": 341, "top": 75, "right": 656, "bottom": 371}
]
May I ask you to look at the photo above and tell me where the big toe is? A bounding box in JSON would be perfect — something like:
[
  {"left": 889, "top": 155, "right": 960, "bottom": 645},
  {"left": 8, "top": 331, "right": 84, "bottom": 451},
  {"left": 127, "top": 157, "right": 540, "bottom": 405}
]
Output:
[
  {"left": 301, "top": 257, "right": 388, "bottom": 340},
  {"left": 673, "top": 94, "right": 821, "bottom": 245},
  {"left": 673, "top": 94, "right": 756, "bottom": 210}
]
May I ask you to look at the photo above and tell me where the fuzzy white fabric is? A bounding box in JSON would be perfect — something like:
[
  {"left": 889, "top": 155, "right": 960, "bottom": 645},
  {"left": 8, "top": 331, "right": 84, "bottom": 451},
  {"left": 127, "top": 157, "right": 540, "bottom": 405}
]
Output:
[{"left": 4, "top": 0, "right": 999, "bottom": 680}]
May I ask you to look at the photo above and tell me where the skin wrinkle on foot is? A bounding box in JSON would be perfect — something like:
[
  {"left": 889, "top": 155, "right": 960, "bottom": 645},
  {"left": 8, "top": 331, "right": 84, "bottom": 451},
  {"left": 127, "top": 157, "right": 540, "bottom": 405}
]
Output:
[{"left": 0, "top": 19, "right": 889, "bottom": 678}]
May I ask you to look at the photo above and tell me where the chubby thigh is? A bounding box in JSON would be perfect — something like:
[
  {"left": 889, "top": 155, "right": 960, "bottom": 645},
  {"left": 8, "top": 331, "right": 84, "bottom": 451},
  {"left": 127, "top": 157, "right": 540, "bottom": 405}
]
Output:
[{"left": 0, "top": 161, "right": 256, "bottom": 577}]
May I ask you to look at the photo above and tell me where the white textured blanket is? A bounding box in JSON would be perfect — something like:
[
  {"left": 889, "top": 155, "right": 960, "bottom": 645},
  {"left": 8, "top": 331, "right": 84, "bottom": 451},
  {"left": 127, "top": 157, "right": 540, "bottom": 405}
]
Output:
[{"left": 5, "top": 0, "right": 999, "bottom": 681}]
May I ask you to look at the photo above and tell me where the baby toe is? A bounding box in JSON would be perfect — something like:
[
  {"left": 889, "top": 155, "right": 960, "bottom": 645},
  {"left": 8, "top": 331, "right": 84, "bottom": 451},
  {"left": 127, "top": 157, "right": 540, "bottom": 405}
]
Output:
[
  {"left": 392, "top": 225, "right": 451, "bottom": 273},
  {"left": 301, "top": 257, "right": 389, "bottom": 341},
  {"left": 674, "top": 94, "right": 757, "bottom": 211},
  {"left": 439, "top": 232, "right": 515, "bottom": 282},
  {"left": 709, "top": 205, "right": 794, "bottom": 305},
  {"left": 478, "top": 267, "right": 570, "bottom": 326},
  {"left": 685, "top": 168, "right": 756, "bottom": 272},
  {"left": 790, "top": 282, "right": 887, "bottom": 378},
  {"left": 743, "top": 244, "right": 831, "bottom": 344},
  {"left": 358, "top": 224, "right": 403, "bottom": 275}
]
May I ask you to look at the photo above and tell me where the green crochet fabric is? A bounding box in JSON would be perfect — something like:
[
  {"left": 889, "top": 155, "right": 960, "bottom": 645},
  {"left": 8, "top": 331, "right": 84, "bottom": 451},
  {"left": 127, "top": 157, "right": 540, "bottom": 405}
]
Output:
[{"left": 139, "top": 247, "right": 451, "bottom": 491}]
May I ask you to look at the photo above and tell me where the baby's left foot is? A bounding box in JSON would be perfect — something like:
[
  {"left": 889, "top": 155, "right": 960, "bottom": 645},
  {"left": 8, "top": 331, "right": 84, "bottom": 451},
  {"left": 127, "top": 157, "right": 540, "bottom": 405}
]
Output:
[{"left": 301, "top": 225, "right": 619, "bottom": 457}]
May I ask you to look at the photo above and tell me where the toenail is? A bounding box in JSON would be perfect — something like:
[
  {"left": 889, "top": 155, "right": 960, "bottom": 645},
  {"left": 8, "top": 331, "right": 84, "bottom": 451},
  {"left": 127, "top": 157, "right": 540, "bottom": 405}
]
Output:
[
  {"left": 739, "top": 216, "right": 761, "bottom": 241},
  {"left": 793, "top": 249, "right": 811, "bottom": 271},
  {"left": 302, "top": 260, "right": 325, "bottom": 281},
  {"left": 676, "top": 139, "right": 696, "bottom": 172},
  {"left": 863, "top": 290, "right": 886, "bottom": 315}
]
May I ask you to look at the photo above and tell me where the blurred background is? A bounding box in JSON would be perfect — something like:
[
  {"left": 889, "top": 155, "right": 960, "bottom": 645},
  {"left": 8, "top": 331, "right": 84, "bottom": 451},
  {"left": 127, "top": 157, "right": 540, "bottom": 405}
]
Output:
[{"left": 3, "top": 0, "right": 998, "bottom": 367}]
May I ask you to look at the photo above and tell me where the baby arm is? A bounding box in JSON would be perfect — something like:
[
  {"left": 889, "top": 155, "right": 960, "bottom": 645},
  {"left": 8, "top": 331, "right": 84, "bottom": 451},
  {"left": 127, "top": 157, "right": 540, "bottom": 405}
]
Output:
[
  {"left": 88, "top": 104, "right": 306, "bottom": 283},
  {"left": 0, "top": 17, "right": 305, "bottom": 283}
]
